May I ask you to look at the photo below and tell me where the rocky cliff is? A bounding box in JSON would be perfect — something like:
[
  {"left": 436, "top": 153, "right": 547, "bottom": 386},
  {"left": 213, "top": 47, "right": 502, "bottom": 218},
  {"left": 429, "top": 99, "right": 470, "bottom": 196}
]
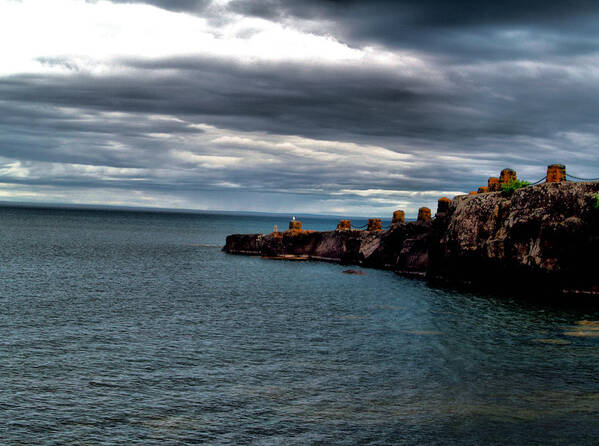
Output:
[
  {"left": 430, "top": 181, "right": 599, "bottom": 295},
  {"left": 223, "top": 181, "right": 599, "bottom": 297}
]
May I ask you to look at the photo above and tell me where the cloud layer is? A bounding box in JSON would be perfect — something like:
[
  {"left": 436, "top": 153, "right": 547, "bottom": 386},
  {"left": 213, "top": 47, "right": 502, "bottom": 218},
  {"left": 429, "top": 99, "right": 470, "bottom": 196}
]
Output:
[{"left": 1, "top": 0, "right": 598, "bottom": 217}]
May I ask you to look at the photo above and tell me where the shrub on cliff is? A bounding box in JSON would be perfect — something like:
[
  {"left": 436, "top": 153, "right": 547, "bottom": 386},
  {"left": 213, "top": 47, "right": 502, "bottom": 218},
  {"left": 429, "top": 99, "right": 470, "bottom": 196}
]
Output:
[
  {"left": 501, "top": 178, "right": 530, "bottom": 197},
  {"left": 593, "top": 193, "right": 599, "bottom": 210}
]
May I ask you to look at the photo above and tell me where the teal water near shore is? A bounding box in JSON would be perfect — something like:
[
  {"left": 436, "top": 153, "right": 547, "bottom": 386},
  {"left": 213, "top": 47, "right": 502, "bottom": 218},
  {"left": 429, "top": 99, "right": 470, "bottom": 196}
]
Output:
[{"left": 2, "top": 205, "right": 599, "bottom": 444}]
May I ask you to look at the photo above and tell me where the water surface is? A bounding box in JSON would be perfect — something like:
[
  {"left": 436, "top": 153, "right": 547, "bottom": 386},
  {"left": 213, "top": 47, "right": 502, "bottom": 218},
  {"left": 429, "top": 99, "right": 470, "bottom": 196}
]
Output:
[{"left": 1, "top": 206, "right": 599, "bottom": 444}]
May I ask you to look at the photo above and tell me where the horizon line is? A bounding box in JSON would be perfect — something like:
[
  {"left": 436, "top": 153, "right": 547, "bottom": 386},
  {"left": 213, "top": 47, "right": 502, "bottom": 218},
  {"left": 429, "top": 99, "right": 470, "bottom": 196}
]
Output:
[{"left": 0, "top": 199, "right": 399, "bottom": 221}]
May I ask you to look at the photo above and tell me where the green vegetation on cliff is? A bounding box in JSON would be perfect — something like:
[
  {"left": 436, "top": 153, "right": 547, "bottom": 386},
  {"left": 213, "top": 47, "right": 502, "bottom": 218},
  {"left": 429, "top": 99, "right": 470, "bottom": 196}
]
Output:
[{"left": 501, "top": 178, "right": 531, "bottom": 196}]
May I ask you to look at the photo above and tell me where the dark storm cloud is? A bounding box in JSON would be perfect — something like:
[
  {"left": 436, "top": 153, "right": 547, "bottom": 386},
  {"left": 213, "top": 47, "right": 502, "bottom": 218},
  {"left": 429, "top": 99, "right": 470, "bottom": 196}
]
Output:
[
  {"left": 232, "top": 0, "right": 599, "bottom": 65},
  {"left": 89, "top": 0, "right": 211, "bottom": 13},
  {"left": 3, "top": 55, "right": 599, "bottom": 150},
  {"left": 0, "top": 61, "right": 449, "bottom": 141},
  {"left": 111, "top": 0, "right": 599, "bottom": 28},
  {"left": 2, "top": 50, "right": 598, "bottom": 202},
  {"left": 229, "top": 0, "right": 599, "bottom": 26},
  {"left": 113, "top": 0, "right": 599, "bottom": 61}
]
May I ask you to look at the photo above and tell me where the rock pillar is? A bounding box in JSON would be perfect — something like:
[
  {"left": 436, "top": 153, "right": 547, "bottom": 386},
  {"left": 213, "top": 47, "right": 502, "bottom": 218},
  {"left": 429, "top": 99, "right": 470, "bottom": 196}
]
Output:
[
  {"left": 392, "top": 210, "right": 405, "bottom": 226},
  {"left": 417, "top": 207, "right": 431, "bottom": 223},
  {"left": 499, "top": 168, "right": 517, "bottom": 186},
  {"left": 367, "top": 218, "right": 382, "bottom": 231},
  {"left": 436, "top": 197, "right": 451, "bottom": 216},
  {"left": 488, "top": 177, "right": 500, "bottom": 192},
  {"left": 546, "top": 164, "right": 566, "bottom": 183},
  {"left": 336, "top": 219, "right": 351, "bottom": 230},
  {"left": 289, "top": 220, "right": 302, "bottom": 231}
]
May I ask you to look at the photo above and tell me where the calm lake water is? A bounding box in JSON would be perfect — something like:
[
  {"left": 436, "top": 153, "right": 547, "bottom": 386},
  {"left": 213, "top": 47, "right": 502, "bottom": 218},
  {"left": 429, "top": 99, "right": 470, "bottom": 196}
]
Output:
[{"left": 1, "top": 205, "right": 599, "bottom": 445}]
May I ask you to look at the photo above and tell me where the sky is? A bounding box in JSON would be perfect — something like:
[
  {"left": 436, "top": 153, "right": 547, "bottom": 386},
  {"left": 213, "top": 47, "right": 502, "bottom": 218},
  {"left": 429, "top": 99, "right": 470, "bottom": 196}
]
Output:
[{"left": 1, "top": 0, "right": 599, "bottom": 217}]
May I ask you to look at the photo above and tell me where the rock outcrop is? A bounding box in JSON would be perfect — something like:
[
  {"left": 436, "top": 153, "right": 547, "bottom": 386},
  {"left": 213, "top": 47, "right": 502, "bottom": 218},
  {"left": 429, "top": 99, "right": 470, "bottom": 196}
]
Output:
[
  {"left": 224, "top": 222, "right": 433, "bottom": 275},
  {"left": 223, "top": 181, "right": 599, "bottom": 297},
  {"left": 429, "top": 181, "right": 599, "bottom": 295}
]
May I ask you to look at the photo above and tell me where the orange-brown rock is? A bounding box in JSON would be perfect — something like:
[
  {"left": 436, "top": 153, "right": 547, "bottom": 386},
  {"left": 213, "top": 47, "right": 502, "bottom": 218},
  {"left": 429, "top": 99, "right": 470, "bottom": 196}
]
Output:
[
  {"left": 546, "top": 164, "right": 566, "bottom": 183},
  {"left": 392, "top": 210, "right": 405, "bottom": 225},
  {"left": 436, "top": 197, "right": 451, "bottom": 216},
  {"left": 478, "top": 186, "right": 489, "bottom": 193},
  {"left": 488, "top": 177, "right": 500, "bottom": 192},
  {"left": 417, "top": 207, "right": 431, "bottom": 223},
  {"left": 336, "top": 219, "right": 351, "bottom": 230},
  {"left": 367, "top": 218, "right": 382, "bottom": 231},
  {"left": 499, "top": 168, "right": 517, "bottom": 186},
  {"left": 288, "top": 220, "right": 302, "bottom": 231}
]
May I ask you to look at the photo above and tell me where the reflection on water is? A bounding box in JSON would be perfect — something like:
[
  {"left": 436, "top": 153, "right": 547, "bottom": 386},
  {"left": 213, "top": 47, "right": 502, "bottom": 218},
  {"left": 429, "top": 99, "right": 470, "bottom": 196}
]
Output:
[
  {"left": 532, "top": 338, "right": 572, "bottom": 345},
  {"left": 1, "top": 206, "right": 599, "bottom": 444},
  {"left": 564, "top": 330, "right": 599, "bottom": 337},
  {"left": 403, "top": 330, "right": 442, "bottom": 335}
]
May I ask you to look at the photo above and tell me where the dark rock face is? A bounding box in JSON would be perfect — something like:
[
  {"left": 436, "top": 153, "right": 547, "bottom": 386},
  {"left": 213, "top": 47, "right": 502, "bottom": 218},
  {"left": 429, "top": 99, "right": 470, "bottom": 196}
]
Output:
[
  {"left": 224, "top": 225, "right": 432, "bottom": 274},
  {"left": 358, "top": 221, "right": 432, "bottom": 275},
  {"left": 223, "top": 233, "right": 266, "bottom": 255},
  {"left": 342, "top": 269, "right": 366, "bottom": 275},
  {"left": 430, "top": 182, "right": 599, "bottom": 295},
  {"left": 223, "top": 181, "right": 599, "bottom": 296}
]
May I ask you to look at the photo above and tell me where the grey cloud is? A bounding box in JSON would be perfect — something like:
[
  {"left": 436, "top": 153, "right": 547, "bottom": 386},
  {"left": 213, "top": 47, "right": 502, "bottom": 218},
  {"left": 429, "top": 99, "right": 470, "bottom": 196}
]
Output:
[
  {"left": 0, "top": 99, "right": 205, "bottom": 168},
  {"left": 229, "top": 0, "right": 599, "bottom": 26},
  {"left": 112, "top": 0, "right": 599, "bottom": 61},
  {"left": 226, "top": 1, "right": 599, "bottom": 72},
  {"left": 0, "top": 62, "right": 452, "bottom": 141},
  {"left": 89, "top": 0, "right": 211, "bottom": 13},
  {"left": 3, "top": 54, "right": 599, "bottom": 186},
  {"left": 94, "top": 0, "right": 599, "bottom": 60},
  {"left": 3, "top": 55, "right": 599, "bottom": 147},
  {"left": 114, "top": 0, "right": 599, "bottom": 28}
]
